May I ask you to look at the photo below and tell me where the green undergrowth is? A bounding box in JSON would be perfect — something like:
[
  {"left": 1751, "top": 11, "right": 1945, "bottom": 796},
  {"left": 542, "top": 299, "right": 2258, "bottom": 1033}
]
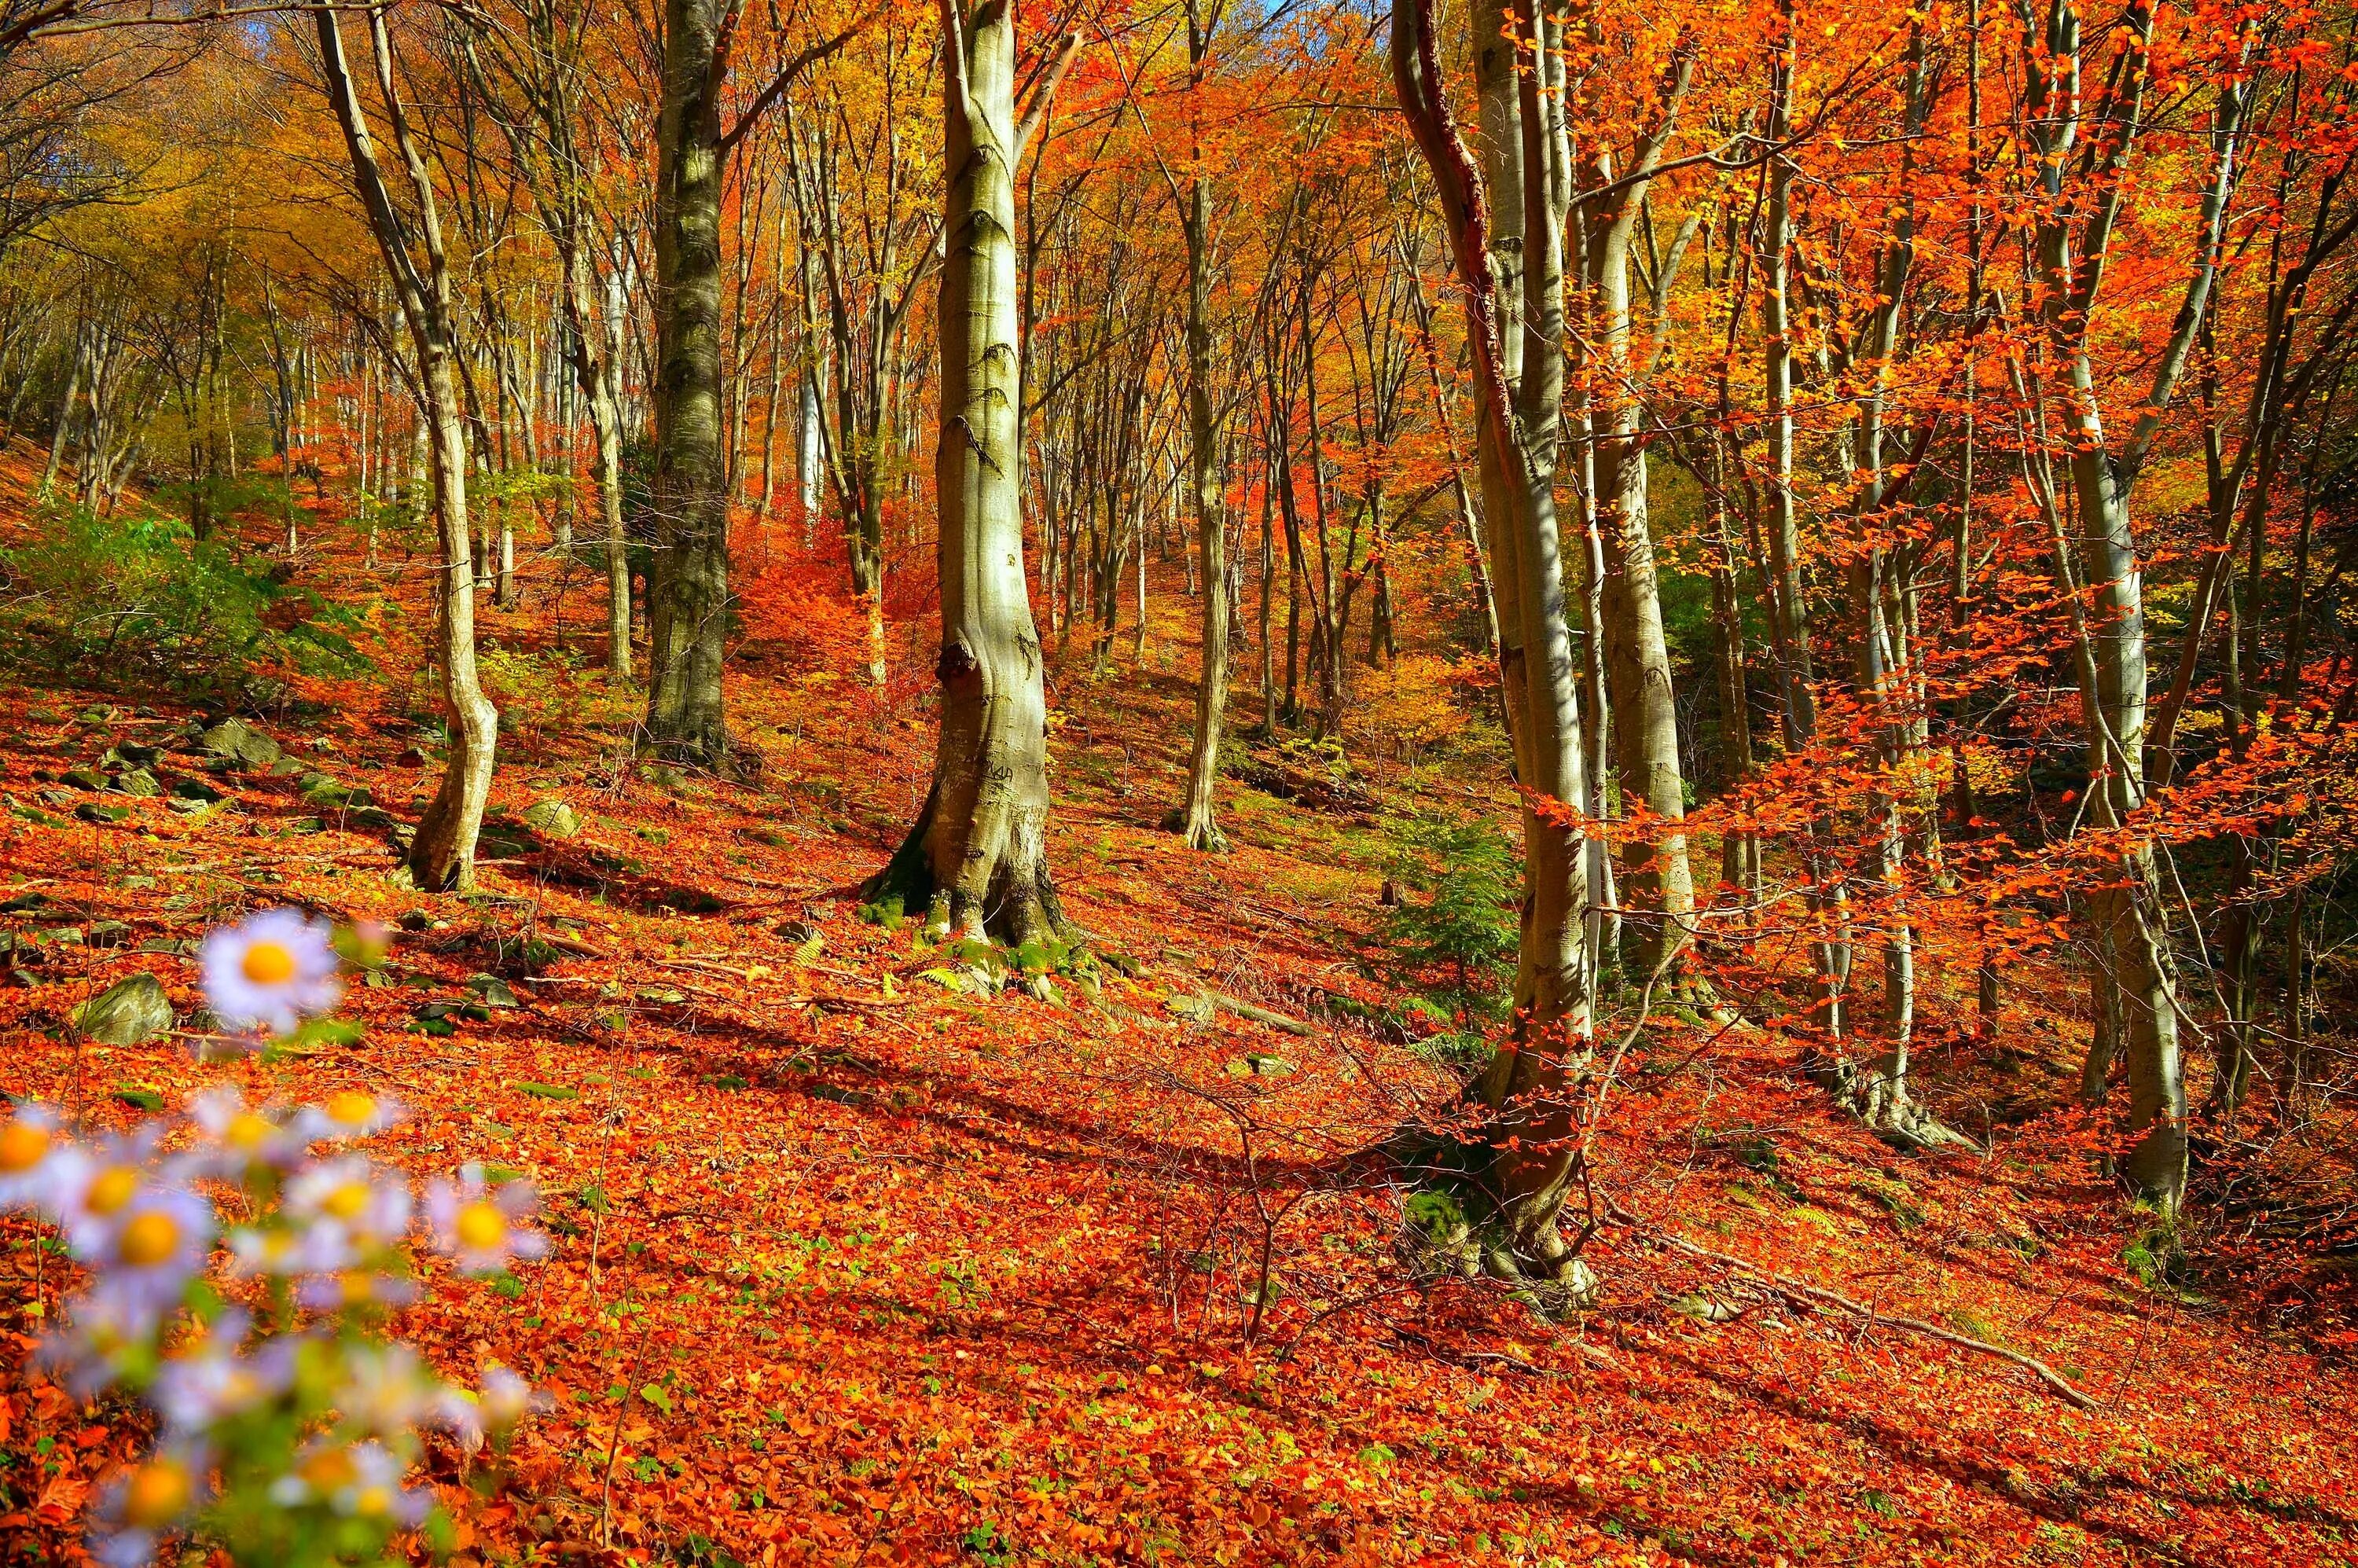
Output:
[
  {"left": 0, "top": 501, "right": 362, "bottom": 692},
  {"left": 1378, "top": 811, "right": 1517, "bottom": 1067}
]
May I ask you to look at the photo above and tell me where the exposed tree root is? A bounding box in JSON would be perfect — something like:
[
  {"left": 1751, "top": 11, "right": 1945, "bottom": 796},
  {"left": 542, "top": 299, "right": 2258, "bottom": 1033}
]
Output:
[
  {"left": 1804, "top": 1048, "right": 1980, "bottom": 1153},
  {"left": 1391, "top": 1133, "right": 1604, "bottom": 1320}
]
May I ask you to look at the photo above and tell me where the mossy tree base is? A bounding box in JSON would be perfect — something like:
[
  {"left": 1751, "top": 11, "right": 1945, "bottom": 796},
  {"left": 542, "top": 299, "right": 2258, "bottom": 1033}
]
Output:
[
  {"left": 1391, "top": 1134, "right": 1604, "bottom": 1320},
  {"left": 863, "top": 784, "right": 1070, "bottom": 955}
]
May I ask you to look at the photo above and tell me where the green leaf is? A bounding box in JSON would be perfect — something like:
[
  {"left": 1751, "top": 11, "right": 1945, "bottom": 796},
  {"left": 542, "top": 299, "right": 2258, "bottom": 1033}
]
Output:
[
  {"left": 512, "top": 1080, "right": 578, "bottom": 1100},
  {"left": 113, "top": 1084, "right": 165, "bottom": 1113},
  {"left": 640, "top": 1383, "right": 674, "bottom": 1415}
]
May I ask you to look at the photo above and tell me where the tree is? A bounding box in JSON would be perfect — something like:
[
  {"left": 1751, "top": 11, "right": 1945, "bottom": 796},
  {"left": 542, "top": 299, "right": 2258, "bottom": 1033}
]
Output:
[
  {"left": 865, "top": 1, "right": 1074, "bottom": 942},
  {"left": 644, "top": 0, "right": 854, "bottom": 766},
  {"left": 310, "top": 2, "right": 497, "bottom": 891},
  {"left": 1393, "top": 0, "right": 1597, "bottom": 1294}
]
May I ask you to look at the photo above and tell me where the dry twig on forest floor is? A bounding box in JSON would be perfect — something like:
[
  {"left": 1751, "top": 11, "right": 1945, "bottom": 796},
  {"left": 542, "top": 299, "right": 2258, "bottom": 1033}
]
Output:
[{"left": 1606, "top": 1201, "right": 2100, "bottom": 1411}]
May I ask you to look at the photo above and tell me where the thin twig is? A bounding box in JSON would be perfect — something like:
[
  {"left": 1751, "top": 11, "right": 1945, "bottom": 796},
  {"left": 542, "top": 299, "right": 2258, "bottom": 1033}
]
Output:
[{"left": 1607, "top": 1202, "right": 2099, "bottom": 1411}]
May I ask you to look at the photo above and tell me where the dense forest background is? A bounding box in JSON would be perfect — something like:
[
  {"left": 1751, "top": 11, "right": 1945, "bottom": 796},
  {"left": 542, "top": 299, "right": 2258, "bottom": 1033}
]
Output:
[{"left": 1, "top": 0, "right": 2356, "bottom": 1561}]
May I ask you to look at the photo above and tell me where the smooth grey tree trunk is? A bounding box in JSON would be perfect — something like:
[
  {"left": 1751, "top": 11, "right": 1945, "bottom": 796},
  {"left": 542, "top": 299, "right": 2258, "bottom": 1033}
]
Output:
[
  {"left": 1177, "top": 105, "right": 1229, "bottom": 850},
  {"left": 869, "top": 0, "right": 1067, "bottom": 945},
  {"left": 1396, "top": 0, "right": 1596, "bottom": 1296},
  {"left": 1575, "top": 39, "right": 1700, "bottom": 990},
  {"left": 316, "top": 4, "right": 497, "bottom": 891}
]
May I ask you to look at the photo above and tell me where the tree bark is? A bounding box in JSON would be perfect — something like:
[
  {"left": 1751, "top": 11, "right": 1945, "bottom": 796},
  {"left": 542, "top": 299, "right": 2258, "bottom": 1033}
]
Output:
[
  {"left": 1395, "top": 0, "right": 1596, "bottom": 1294},
  {"left": 869, "top": 0, "right": 1068, "bottom": 946},
  {"left": 645, "top": 0, "right": 736, "bottom": 768},
  {"left": 316, "top": 3, "right": 498, "bottom": 891},
  {"left": 1176, "top": 47, "right": 1229, "bottom": 848}
]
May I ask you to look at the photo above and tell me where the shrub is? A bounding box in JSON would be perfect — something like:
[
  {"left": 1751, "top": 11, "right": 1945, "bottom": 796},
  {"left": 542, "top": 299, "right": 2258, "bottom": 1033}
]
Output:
[
  {"left": 0, "top": 504, "right": 358, "bottom": 691},
  {"left": 1380, "top": 813, "right": 1518, "bottom": 1065},
  {"left": 1383, "top": 813, "right": 1518, "bottom": 992}
]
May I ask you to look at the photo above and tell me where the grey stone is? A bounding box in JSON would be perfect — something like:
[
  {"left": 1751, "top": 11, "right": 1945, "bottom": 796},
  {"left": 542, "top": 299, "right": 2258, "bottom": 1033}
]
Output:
[
  {"left": 521, "top": 799, "right": 581, "bottom": 839},
  {"left": 113, "top": 769, "right": 161, "bottom": 798},
  {"left": 73, "top": 973, "right": 174, "bottom": 1045},
  {"left": 198, "top": 718, "right": 282, "bottom": 769}
]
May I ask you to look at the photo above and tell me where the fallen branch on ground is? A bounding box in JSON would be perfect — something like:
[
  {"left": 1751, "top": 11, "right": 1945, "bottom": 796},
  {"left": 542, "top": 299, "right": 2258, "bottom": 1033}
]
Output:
[{"left": 1606, "top": 1201, "right": 2099, "bottom": 1411}]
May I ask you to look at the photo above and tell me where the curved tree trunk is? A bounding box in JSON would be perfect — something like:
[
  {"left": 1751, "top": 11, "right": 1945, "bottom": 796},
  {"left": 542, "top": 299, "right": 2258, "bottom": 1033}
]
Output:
[
  {"left": 315, "top": 2, "right": 498, "bottom": 894},
  {"left": 1177, "top": 64, "right": 1229, "bottom": 850},
  {"left": 1395, "top": 0, "right": 1596, "bottom": 1294},
  {"left": 410, "top": 352, "right": 499, "bottom": 890},
  {"left": 1592, "top": 441, "right": 1695, "bottom": 982}
]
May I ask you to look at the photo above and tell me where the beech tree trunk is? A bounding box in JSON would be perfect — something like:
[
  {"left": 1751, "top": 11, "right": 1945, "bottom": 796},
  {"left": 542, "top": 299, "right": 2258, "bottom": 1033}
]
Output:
[
  {"left": 1395, "top": 0, "right": 1596, "bottom": 1294},
  {"left": 316, "top": 4, "right": 497, "bottom": 892},
  {"left": 1177, "top": 90, "right": 1229, "bottom": 849},
  {"left": 1760, "top": 11, "right": 1847, "bottom": 1037},
  {"left": 2020, "top": 0, "right": 2253, "bottom": 1213},
  {"left": 869, "top": 0, "right": 1067, "bottom": 945},
  {"left": 1576, "top": 35, "right": 1700, "bottom": 990},
  {"left": 645, "top": 0, "right": 735, "bottom": 768}
]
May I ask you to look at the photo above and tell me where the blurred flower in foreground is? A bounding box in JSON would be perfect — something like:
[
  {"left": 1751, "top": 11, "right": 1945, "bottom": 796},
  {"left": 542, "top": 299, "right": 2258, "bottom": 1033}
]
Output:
[
  {"left": 269, "top": 1439, "right": 432, "bottom": 1525},
  {"left": 2, "top": 911, "right": 545, "bottom": 1568},
  {"left": 90, "top": 1441, "right": 209, "bottom": 1568},
  {"left": 285, "top": 1155, "right": 413, "bottom": 1250},
  {"left": 302, "top": 1089, "right": 402, "bottom": 1141},
  {"left": 151, "top": 1314, "right": 296, "bottom": 1435},
  {"left": 437, "top": 1364, "right": 542, "bottom": 1452},
  {"left": 0, "top": 1101, "right": 62, "bottom": 1209},
  {"left": 185, "top": 1089, "right": 310, "bottom": 1177},
  {"left": 51, "top": 1126, "right": 164, "bottom": 1259},
  {"left": 425, "top": 1163, "right": 548, "bottom": 1276},
  {"left": 200, "top": 909, "right": 340, "bottom": 1037}
]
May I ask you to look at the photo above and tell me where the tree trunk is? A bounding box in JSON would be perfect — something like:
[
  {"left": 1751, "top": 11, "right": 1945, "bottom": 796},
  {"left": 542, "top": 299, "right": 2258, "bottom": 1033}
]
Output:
[
  {"left": 1394, "top": 0, "right": 1596, "bottom": 1296},
  {"left": 1175, "top": 163, "right": 1231, "bottom": 849},
  {"left": 645, "top": 0, "right": 735, "bottom": 767},
  {"left": 315, "top": 3, "right": 498, "bottom": 892},
  {"left": 561, "top": 247, "right": 634, "bottom": 685},
  {"left": 869, "top": 0, "right": 1065, "bottom": 946}
]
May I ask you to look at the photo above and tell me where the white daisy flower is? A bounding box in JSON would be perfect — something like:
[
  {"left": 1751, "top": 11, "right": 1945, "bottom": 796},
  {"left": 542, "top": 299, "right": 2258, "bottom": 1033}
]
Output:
[
  {"left": 292, "top": 1089, "right": 403, "bottom": 1144},
  {"left": 424, "top": 1163, "right": 549, "bottom": 1276},
  {"left": 284, "top": 1155, "right": 413, "bottom": 1250},
  {"left": 90, "top": 1441, "right": 211, "bottom": 1568},
  {"left": 0, "top": 1101, "right": 65, "bottom": 1212},
  {"left": 226, "top": 1219, "right": 352, "bottom": 1280},
  {"left": 334, "top": 1342, "right": 439, "bottom": 1436},
  {"left": 270, "top": 1439, "right": 431, "bottom": 1526},
  {"left": 182, "top": 1088, "right": 309, "bottom": 1177},
  {"left": 199, "top": 909, "right": 340, "bottom": 1037},
  {"left": 151, "top": 1314, "right": 296, "bottom": 1434},
  {"left": 435, "top": 1364, "right": 539, "bottom": 1452},
  {"left": 293, "top": 1266, "right": 418, "bottom": 1313},
  {"left": 51, "top": 1126, "right": 164, "bottom": 1261}
]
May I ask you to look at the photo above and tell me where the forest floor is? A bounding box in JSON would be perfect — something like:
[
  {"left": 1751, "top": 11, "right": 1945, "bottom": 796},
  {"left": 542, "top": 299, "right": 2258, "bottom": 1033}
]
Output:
[{"left": 2, "top": 445, "right": 2356, "bottom": 1568}]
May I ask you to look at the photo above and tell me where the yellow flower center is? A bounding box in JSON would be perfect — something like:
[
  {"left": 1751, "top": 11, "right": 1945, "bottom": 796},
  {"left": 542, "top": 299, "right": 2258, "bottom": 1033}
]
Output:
[
  {"left": 86, "top": 1166, "right": 140, "bottom": 1215},
  {"left": 323, "top": 1181, "right": 372, "bottom": 1221},
  {"left": 0, "top": 1118, "right": 48, "bottom": 1173},
  {"left": 240, "top": 939, "right": 297, "bottom": 985},
  {"left": 303, "top": 1448, "right": 356, "bottom": 1489},
  {"left": 324, "top": 1092, "right": 375, "bottom": 1126},
  {"left": 118, "top": 1210, "right": 180, "bottom": 1268},
  {"left": 122, "top": 1458, "right": 193, "bottom": 1529},
  {"left": 226, "top": 1111, "right": 275, "bottom": 1151},
  {"left": 455, "top": 1200, "right": 507, "bottom": 1250},
  {"left": 354, "top": 1484, "right": 392, "bottom": 1517},
  {"left": 338, "top": 1269, "right": 375, "bottom": 1300}
]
